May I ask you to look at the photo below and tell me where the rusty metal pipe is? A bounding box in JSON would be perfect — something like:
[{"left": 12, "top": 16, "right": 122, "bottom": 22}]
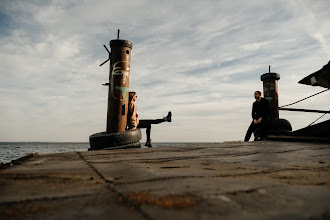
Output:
[
  {"left": 261, "top": 67, "right": 280, "bottom": 119},
  {"left": 106, "top": 33, "right": 133, "bottom": 133}
]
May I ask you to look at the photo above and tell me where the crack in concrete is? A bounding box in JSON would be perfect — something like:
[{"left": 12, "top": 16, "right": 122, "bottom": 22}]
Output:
[
  {"left": 77, "top": 152, "right": 154, "bottom": 220},
  {"left": 83, "top": 154, "right": 207, "bottom": 164},
  {"left": 226, "top": 188, "right": 259, "bottom": 195},
  {"left": 86, "top": 152, "right": 263, "bottom": 165},
  {"left": 0, "top": 173, "right": 87, "bottom": 183},
  {"left": 0, "top": 193, "right": 97, "bottom": 206},
  {"left": 114, "top": 167, "right": 328, "bottom": 186},
  {"left": 85, "top": 156, "right": 202, "bottom": 164},
  {"left": 160, "top": 166, "right": 190, "bottom": 169},
  {"left": 224, "top": 152, "right": 261, "bottom": 157},
  {"left": 274, "top": 149, "right": 300, "bottom": 154},
  {"left": 77, "top": 152, "right": 113, "bottom": 184},
  {"left": 87, "top": 145, "right": 327, "bottom": 166},
  {"left": 81, "top": 147, "right": 206, "bottom": 159}
]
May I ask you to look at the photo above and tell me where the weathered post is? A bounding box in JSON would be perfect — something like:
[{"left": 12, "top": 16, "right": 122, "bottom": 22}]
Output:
[
  {"left": 89, "top": 30, "right": 142, "bottom": 150},
  {"left": 261, "top": 66, "right": 280, "bottom": 119},
  {"left": 259, "top": 66, "right": 292, "bottom": 137},
  {"left": 106, "top": 30, "right": 133, "bottom": 133}
]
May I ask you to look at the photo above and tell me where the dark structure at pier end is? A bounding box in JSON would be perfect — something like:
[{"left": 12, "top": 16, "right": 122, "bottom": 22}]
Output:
[
  {"left": 299, "top": 60, "right": 330, "bottom": 89},
  {"left": 269, "top": 61, "right": 330, "bottom": 142}
]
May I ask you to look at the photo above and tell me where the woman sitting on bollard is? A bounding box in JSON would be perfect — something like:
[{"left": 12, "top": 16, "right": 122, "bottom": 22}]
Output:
[
  {"left": 127, "top": 91, "right": 172, "bottom": 147},
  {"left": 127, "top": 91, "right": 139, "bottom": 130}
]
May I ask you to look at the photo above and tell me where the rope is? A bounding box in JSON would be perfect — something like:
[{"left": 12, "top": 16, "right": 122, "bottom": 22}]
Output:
[
  {"left": 278, "top": 88, "right": 329, "bottom": 127},
  {"left": 307, "top": 111, "right": 329, "bottom": 127},
  {"left": 279, "top": 88, "right": 329, "bottom": 108}
]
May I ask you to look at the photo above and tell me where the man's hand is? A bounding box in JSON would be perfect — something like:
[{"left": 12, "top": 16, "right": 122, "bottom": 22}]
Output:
[
  {"left": 257, "top": 117, "right": 262, "bottom": 124},
  {"left": 253, "top": 117, "right": 262, "bottom": 124}
]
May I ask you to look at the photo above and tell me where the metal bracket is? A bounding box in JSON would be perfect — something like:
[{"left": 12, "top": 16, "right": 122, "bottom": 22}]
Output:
[{"left": 100, "top": 45, "right": 111, "bottom": 66}]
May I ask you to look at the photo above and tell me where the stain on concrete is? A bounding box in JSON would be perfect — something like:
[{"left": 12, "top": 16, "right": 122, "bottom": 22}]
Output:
[{"left": 116, "top": 192, "right": 201, "bottom": 209}]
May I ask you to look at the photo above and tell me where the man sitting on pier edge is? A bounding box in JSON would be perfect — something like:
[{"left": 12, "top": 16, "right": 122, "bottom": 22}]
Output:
[{"left": 244, "top": 91, "right": 270, "bottom": 141}]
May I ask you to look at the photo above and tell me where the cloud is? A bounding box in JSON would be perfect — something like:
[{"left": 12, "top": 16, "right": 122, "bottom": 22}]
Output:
[{"left": 0, "top": 0, "right": 329, "bottom": 142}]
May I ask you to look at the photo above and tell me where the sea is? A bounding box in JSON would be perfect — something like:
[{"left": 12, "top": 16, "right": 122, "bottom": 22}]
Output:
[{"left": 0, "top": 142, "right": 191, "bottom": 164}]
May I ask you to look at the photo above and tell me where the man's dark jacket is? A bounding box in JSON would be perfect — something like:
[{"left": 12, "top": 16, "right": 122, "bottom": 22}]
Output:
[{"left": 252, "top": 98, "right": 270, "bottom": 120}]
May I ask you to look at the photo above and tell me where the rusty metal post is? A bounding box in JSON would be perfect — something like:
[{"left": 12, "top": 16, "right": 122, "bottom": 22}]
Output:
[
  {"left": 261, "top": 66, "right": 280, "bottom": 119},
  {"left": 106, "top": 30, "right": 133, "bottom": 133}
]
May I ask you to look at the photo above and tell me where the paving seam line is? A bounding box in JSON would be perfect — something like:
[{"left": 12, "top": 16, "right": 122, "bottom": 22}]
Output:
[
  {"left": 114, "top": 167, "right": 327, "bottom": 185},
  {"left": 76, "top": 152, "right": 154, "bottom": 220},
  {"left": 0, "top": 193, "right": 97, "bottom": 206}
]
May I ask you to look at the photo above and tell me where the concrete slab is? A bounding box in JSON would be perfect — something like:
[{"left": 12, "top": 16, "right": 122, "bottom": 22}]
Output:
[{"left": 0, "top": 141, "right": 329, "bottom": 219}]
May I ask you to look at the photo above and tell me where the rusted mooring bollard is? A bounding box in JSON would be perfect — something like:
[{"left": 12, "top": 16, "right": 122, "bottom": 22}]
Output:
[
  {"left": 89, "top": 30, "right": 142, "bottom": 150},
  {"left": 261, "top": 66, "right": 280, "bottom": 119},
  {"left": 106, "top": 32, "right": 133, "bottom": 133},
  {"left": 259, "top": 66, "right": 292, "bottom": 136}
]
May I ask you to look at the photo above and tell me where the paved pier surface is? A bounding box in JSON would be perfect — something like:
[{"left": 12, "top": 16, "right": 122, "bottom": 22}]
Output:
[{"left": 0, "top": 141, "right": 329, "bottom": 219}]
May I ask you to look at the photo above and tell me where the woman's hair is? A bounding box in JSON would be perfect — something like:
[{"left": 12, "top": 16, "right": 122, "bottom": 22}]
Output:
[{"left": 129, "top": 91, "right": 136, "bottom": 103}]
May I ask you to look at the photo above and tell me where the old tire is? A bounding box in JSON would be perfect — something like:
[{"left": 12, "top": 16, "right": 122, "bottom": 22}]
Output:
[
  {"left": 88, "top": 141, "right": 141, "bottom": 151},
  {"left": 254, "top": 118, "right": 292, "bottom": 139},
  {"left": 266, "top": 118, "right": 292, "bottom": 136},
  {"left": 89, "top": 129, "right": 142, "bottom": 150}
]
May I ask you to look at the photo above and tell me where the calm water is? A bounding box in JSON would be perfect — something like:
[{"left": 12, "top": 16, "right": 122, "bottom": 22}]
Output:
[{"left": 0, "top": 142, "right": 191, "bottom": 164}]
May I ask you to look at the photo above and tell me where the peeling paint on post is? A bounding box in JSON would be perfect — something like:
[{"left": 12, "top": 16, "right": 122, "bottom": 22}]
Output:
[
  {"left": 261, "top": 66, "right": 280, "bottom": 119},
  {"left": 106, "top": 30, "right": 133, "bottom": 133}
]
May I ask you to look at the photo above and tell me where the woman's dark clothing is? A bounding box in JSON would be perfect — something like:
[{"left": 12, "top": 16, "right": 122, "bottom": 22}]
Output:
[
  {"left": 138, "top": 119, "right": 166, "bottom": 147},
  {"left": 137, "top": 112, "right": 171, "bottom": 147}
]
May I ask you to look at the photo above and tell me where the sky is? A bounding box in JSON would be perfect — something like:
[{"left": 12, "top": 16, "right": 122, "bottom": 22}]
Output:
[{"left": 0, "top": 0, "right": 329, "bottom": 142}]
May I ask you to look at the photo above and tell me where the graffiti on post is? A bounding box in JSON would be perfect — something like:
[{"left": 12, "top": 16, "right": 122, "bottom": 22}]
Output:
[{"left": 111, "top": 61, "right": 130, "bottom": 102}]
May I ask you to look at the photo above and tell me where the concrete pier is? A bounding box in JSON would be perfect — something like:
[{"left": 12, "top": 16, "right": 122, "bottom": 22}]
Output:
[{"left": 0, "top": 141, "right": 329, "bottom": 219}]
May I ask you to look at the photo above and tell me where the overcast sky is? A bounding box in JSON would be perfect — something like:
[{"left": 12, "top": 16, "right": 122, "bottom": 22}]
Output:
[{"left": 0, "top": 0, "right": 329, "bottom": 142}]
